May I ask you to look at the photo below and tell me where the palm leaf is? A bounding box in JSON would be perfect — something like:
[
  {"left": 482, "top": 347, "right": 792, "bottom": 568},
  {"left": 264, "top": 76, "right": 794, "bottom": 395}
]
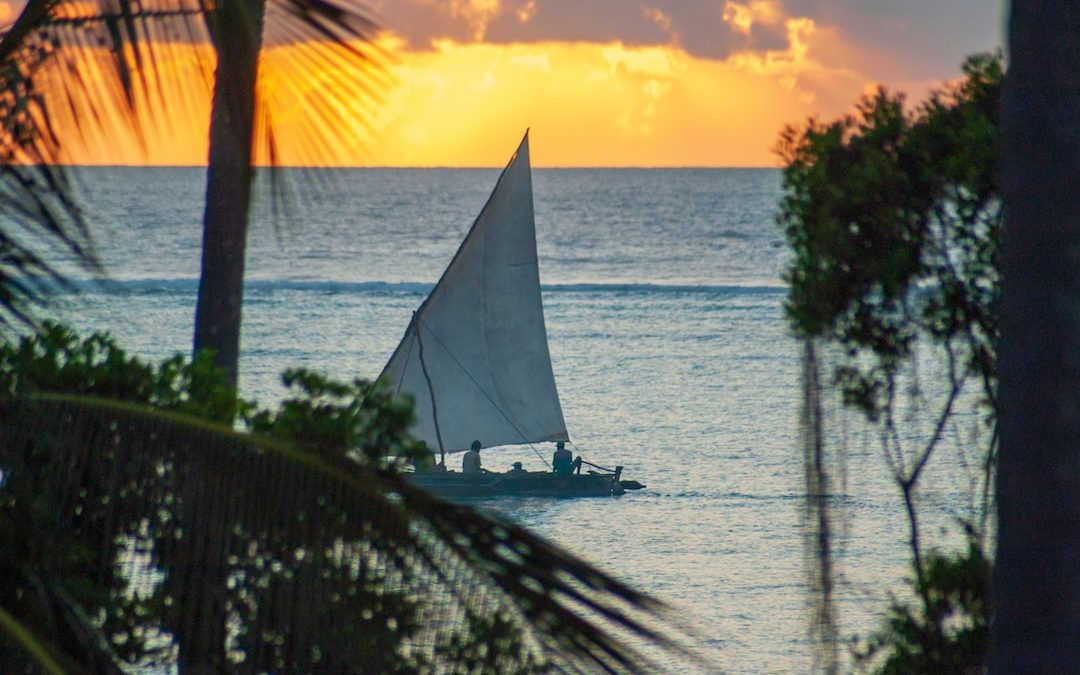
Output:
[
  {"left": 0, "top": 9, "right": 103, "bottom": 331},
  {"left": 0, "top": 605, "right": 71, "bottom": 675},
  {"left": 0, "top": 393, "right": 685, "bottom": 672},
  {"left": 1, "top": 0, "right": 387, "bottom": 168}
]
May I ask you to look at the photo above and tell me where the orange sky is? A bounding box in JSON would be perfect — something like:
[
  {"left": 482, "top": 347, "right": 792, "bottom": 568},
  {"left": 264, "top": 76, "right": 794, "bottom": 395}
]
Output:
[
  {"left": 26, "top": 0, "right": 1004, "bottom": 167},
  {"left": 362, "top": 32, "right": 867, "bottom": 167}
]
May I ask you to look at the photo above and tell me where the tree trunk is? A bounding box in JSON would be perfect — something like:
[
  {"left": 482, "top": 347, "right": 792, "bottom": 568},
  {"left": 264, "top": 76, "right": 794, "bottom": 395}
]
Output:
[
  {"left": 192, "top": 0, "right": 265, "bottom": 387},
  {"left": 992, "top": 2, "right": 1080, "bottom": 670},
  {"left": 181, "top": 0, "right": 264, "bottom": 670}
]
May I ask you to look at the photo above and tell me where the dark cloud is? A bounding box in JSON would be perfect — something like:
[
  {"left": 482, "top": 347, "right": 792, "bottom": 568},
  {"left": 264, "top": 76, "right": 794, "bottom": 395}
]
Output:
[
  {"left": 486, "top": 1, "right": 669, "bottom": 46},
  {"left": 375, "top": 0, "right": 753, "bottom": 55},
  {"left": 374, "top": 0, "right": 1003, "bottom": 82},
  {"left": 482, "top": 0, "right": 760, "bottom": 57},
  {"left": 368, "top": 1, "right": 470, "bottom": 46},
  {"left": 783, "top": 1, "right": 1003, "bottom": 79}
]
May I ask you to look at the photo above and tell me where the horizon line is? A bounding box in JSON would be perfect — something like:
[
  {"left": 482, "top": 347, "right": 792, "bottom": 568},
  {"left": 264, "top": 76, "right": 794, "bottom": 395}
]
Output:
[{"left": 54, "top": 162, "right": 783, "bottom": 171}]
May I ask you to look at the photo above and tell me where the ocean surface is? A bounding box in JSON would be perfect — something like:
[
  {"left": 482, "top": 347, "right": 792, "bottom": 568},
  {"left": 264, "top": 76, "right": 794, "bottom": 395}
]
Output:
[{"left": 45, "top": 166, "right": 985, "bottom": 673}]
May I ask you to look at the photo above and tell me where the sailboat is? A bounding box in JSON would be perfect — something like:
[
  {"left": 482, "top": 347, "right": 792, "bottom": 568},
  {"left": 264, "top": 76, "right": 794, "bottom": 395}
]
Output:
[{"left": 379, "top": 132, "right": 641, "bottom": 498}]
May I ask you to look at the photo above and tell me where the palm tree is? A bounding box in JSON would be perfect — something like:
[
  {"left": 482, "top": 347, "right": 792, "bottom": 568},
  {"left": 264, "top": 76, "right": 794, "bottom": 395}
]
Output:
[
  {"left": 0, "top": 0, "right": 385, "bottom": 384},
  {"left": 192, "top": 0, "right": 385, "bottom": 384},
  {"left": 993, "top": 1, "right": 1080, "bottom": 670},
  {"left": 193, "top": 0, "right": 267, "bottom": 386}
]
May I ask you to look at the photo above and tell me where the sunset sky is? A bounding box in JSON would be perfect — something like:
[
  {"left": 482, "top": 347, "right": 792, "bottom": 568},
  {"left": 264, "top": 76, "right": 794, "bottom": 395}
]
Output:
[
  {"left": 14, "top": 0, "right": 1006, "bottom": 167},
  {"left": 359, "top": 0, "right": 1005, "bottom": 167}
]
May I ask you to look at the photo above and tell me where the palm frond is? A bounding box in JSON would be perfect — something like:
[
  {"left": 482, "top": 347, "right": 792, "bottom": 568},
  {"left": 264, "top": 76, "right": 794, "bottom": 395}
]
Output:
[
  {"left": 0, "top": 604, "right": 70, "bottom": 675},
  {"left": 2, "top": 0, "right": 388, "bottom": 167},
  {"left": 0, "top": 394, "right": 685, "bottom": 672},
  {"left": 256, "top": 0, "right": 391, "bottom": 166},
  {"left": 0, "top": 8, "right": 102, "bottom": 332},
  {"left": 5, "top": 0, "right": 213, "bottom": 158}
]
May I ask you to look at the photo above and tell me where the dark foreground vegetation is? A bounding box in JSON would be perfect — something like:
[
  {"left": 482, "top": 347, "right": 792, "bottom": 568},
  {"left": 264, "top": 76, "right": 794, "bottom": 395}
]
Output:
[{"left": 0, "top": 323, "right": 681, "bottom": 672}]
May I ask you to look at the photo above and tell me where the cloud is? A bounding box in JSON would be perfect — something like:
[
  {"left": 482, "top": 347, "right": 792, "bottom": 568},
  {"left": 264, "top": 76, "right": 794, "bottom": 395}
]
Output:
[
  {"left": 41, "top": 0, "right": 1003, "bottom": 167},
  {"left": 509, "top": 51, "right": 550, "bottom": 71},
  {"left": 516, "top": 0, "right": 536, "bottom": 23},
  {"left": 601, "top": 43, "right": 680, "bottom": 79},
  {"left": 788, "top": 1, "right": 1003, "bottom": 78},
  {"left": 728, "top": 15, "right": 819, "bottom": 92},
  {"left": 345, "top": 1, "right": 901, "bottom": 167},
  {"left": 346, "top": 38, "right": 874, "bottom": 167},
  {"left": 53, "top": 34, "right": 850, "bottom": 167},
  {"left": 377, "top": 0, "right": 1001, "bottom": 83},
  {"left": 50, "top": 3, "right": 877, "bottom": 167},
  {"left": 721, "top": 0, "right": 784, "bottom": 36},
  {"left": 397, "top": 0, "right": 510, "bottom": 43},
  {"left": 450, "top": 0, "right": 503, "bottom": 41},
  {"left": 639, "top": 6, "right": 673, "bottom": 36}
]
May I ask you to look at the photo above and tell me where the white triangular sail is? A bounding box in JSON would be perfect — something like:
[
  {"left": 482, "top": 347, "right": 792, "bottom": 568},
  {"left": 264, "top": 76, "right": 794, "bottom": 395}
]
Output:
[{"left": 379, "top": 132, "right": 569, "bottom": 452}]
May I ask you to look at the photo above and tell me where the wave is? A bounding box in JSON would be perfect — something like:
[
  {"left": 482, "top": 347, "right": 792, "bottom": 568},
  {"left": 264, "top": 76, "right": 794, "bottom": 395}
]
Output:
[
  {"left": 56, "top": 277, "right": 787, "bottom": 297},
  {"left": 550, "top": 282, "right": 784, "bottom": 295}
]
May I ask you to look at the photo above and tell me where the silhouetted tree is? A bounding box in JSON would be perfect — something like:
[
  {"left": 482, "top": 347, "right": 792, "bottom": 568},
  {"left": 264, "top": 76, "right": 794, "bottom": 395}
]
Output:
[
  {"left": 192, "top": 0, "right": 267, "bottom": 385},
  {"left": 778, "top": 53, "right": 1002, "bottom": 672}
]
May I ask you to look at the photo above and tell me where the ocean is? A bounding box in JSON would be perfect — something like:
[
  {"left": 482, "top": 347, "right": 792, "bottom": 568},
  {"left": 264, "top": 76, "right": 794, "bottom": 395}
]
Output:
[{"left": 46, "top": 165, "right": 985, "bottom": 672}]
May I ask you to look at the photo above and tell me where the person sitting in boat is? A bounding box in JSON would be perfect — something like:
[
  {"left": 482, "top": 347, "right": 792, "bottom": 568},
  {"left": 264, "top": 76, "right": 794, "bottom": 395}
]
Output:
[
  {"left": 462, "top": 440, "right": 484, "bottom": 473},
  {"left": 509, "top": 461, "right": 525, "bottom": 474},
  {"left": 552, "top": 441, "right": 573, "bottom": 475}
]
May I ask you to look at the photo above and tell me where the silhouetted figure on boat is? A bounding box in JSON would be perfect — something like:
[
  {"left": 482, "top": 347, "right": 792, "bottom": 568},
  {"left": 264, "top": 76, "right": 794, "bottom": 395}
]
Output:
[
  {"left": 553, "top": 441, "right": 573, "bottom": 475},
  {"left": 462, "top": 440, "right": 483, "bottom": 473}
]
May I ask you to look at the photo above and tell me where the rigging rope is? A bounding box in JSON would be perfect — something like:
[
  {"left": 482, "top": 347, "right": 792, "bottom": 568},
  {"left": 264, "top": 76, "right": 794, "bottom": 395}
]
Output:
[{"left": 568, "top": 440, "right": 611, "bottom": 473}]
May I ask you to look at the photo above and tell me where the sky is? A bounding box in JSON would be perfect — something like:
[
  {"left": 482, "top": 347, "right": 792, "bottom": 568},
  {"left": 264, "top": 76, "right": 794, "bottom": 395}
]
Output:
[
  {"left": 13, "top": 0, "right": 1006, "bottom": 167},
  {"left": 360, "top": 0, "right": 1004, "bottom": 167}
]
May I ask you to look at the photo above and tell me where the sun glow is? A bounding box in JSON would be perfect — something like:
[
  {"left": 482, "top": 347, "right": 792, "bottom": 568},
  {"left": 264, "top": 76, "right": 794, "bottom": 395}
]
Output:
[
  {"left": 357, "top": 30, "right": 865, "bottom": 167},
  {"left": 40, "top": 16, "right": 893, "bottom": 167}
]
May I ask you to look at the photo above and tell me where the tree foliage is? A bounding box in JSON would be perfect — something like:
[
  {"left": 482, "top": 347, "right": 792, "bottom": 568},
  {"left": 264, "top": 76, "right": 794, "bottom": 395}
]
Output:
[
  {"left": 853, "top": 530, "right": 991, "bottom": 674},
  {"left": 777, "top": 53, "right": 1003, "bottom": 672},
  {"left": 779, "top": 53, "right": 1002, "bottom": 420},
  {"left": 0, "top": 324, "right": 681, "bottom": 673}
]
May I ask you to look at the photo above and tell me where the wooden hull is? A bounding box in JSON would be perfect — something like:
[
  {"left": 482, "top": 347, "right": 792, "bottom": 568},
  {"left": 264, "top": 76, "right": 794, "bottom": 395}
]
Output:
[{"left": 405, "top": 470, "right": 625, "bottom": 498}]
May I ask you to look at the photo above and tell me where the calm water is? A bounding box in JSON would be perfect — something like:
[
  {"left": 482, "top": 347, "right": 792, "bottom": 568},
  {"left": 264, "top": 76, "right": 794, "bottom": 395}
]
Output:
[{"left": 48, "top": 166, "right": 983, "bottom": 672}]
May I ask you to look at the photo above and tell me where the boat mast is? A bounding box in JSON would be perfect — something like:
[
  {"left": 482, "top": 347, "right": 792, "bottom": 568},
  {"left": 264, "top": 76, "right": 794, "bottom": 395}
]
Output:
[{"left": 413, "top": 312, "right": 447, "bottom": 466}]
